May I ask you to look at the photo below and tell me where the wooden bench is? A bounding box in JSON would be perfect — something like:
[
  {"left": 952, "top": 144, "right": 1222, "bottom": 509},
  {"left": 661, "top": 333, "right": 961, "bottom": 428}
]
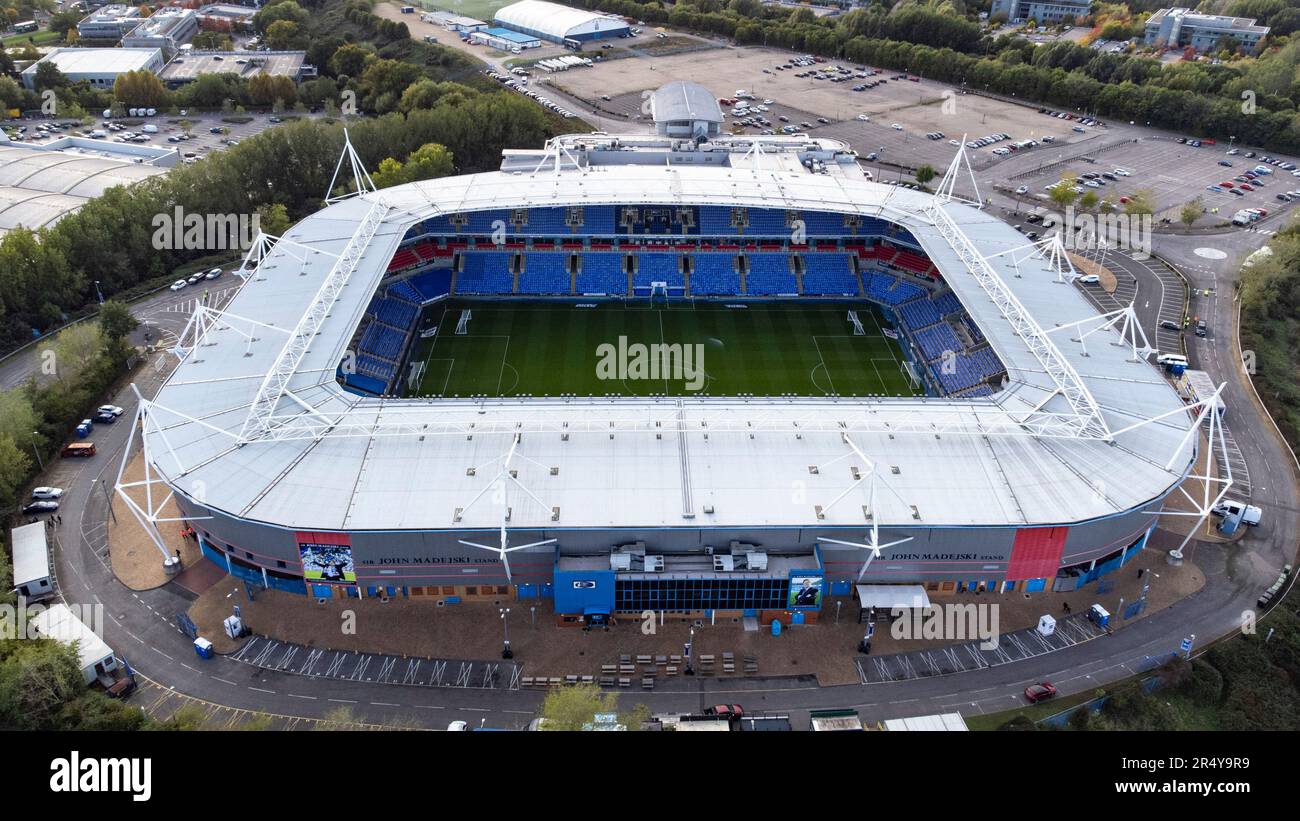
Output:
[
  {"left": 636, "top": 654, "right": 652, "bottom": 666},
  {"left": 599, "top": 676, "right": 615, "bottom": 687},
  {"left": 548, "top": 677, "right": 562, "bottom": 687},
  {"left": 618, "top": 677, "right": 631, "bottom": 688},
  {"left": 665, "top": 666, "right": 678, "bottom": 676},
  {"left": 565, "top": 675, "right": 579, "bottom": 685},
  {"left": 655, "top": 655, "right": 668, "bottom": 666},
  {"left": 521, "top": 676, "right": 535, "bottom": 688},
  {"left": 581, "top": 675, "right": 594, "bottom": 684},
  {"left": 619, "top": 664, "right": 635, "bottom": 675},
  {"left": 601, "top": 664, "right": 617, "bottom": 675},
  {"left": 641, "top": 676, "right": 655, "bottom": 690}
]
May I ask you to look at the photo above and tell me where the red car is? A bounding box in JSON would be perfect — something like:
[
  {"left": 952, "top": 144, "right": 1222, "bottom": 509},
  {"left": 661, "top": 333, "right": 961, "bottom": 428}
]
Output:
[
  {"left": 1025, "top": 682, "right": 1057, "bottom": 703},
  {"left": 1240, "top": 184, "right": 1254, "bottom": 191},
  {"left": 705, "top": 704, "right": 744, "bottom": 718}
]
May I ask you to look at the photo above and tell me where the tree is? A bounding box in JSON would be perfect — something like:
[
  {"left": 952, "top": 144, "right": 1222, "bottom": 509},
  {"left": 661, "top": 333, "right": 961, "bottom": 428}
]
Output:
[
  {"left": 1048, "top": 175, "right": 1079, "bottom": 209},
  {"left": 98, "top": 300, "right": 137, "bottom": 341},
  {"left": 264, "top": 19, "right": 305, "bottom": 51},
  {"left": 0, "top": 434, "right": 31, "bottom": 518},
  {"left": 44, "top": 322, "right": 103, "bottom": 382},
  {"left": 537, "top": 683, "right": 619, "bottom": 730},
  {"left": 1124, "top": 188, "right": 1156, "bottom": 216},
  {"left": 32, "top": 62, "right": 68, "bottom": 92},
  {"left": 915, "top": 164, "right": 936, "bottom": 185},
  {"left": 256, "top": 202, "right": 290, "bottom": 235},
  {"left": 329, "top": 43, "right": 372, "bottom": 79},
  {"left": 0, "top": 640, "right": 86, "bottom": 730},
  {"left": 1181, "top": 196, "right": 1203, "bottom": 227},
  {"left": 1080, "top": 191, "right": 1099, "bottom": 210},
  {"left": 113, "top": 69, "right": 168, "bottom": 108},
  {"left": 371, "top": 143, "right": 453, "bottom": 189}
]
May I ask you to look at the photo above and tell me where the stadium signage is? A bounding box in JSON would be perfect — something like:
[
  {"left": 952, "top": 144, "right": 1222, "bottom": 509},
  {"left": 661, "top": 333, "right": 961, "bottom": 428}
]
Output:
[
  {"left": 890, "top": 552, "right": 1004, "bottom": 562},
  {"left": 363, "top": 556, "right": 499, "bottom": 565}
]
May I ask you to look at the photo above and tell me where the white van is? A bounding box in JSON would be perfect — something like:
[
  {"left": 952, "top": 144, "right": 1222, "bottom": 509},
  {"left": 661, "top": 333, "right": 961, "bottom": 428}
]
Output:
[
  {"left": 141, "top": 124, "right": 158, "bottom": 133},
  {"left": 1213, "top": 499, "right": 1262, "bottom": 526},
  {"left": 1156, "top": 353, "right": 1188, "bottom": 367}
]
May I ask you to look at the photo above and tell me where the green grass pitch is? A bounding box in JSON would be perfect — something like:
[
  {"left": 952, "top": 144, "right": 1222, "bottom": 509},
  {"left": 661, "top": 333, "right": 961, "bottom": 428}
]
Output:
[{"left": 408, "top": 299, "right": 921, "bottom": 398}]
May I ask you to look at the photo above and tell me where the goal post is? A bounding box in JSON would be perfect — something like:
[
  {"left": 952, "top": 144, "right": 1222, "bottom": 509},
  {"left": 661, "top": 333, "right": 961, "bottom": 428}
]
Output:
[
  {"left": 455, "top": 309, "right": 472, "bottom": 335},
  {"left": 847, "top": 310, "right": 866, "bottom": 336}
]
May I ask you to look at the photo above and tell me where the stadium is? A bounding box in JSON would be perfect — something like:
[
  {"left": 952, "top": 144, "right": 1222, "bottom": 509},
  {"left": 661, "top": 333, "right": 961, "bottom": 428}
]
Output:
[{"left": 126, "top": 84, "right": 1200, "bottom": 623}]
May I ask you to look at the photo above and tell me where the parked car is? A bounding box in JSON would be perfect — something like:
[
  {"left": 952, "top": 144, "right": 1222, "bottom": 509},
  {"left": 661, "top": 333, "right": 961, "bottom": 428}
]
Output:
[
  {"left": 170, "top": 280, "right": 188, "bottom": 292},
  {"left": 98, "top": 405, "right": 124, "bottom": 417},
  {"left": 1024, "top": 682, "right": 1057, "bottom": 703},
  {"left": 1160, "top": 319, "right": 1181, "bottom": 331},
  {"left": 23, "top": 500, "right": 59, "bottom": 515},
  {"left": 1077, "top": 274, "right": 1100, "bottom": 284},
  {"left": 31, "top": 487, "right": 64, "bottom": 500},
  {"left": 92, "top": 411, "right": 117, "bottom": 424},
  {"left": 62, "top": 442, "right": 96, "bottom": 458}
]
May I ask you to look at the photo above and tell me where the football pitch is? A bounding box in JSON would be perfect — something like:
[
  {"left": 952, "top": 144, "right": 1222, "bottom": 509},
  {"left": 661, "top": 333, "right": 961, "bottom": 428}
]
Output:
[{"left": 408, "top": 300, "right": 921, "bottom": 398}]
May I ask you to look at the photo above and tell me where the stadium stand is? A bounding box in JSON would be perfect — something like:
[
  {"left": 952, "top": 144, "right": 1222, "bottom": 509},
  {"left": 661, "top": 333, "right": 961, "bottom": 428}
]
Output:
[
  {"left": 408, "top": 269, "right": 452, "bottom": 302},
  {"left": 387, "top": 279, "right": 422, "bottom": 305},
  {"left": 801, "top": 254, "right": 858, "bottom": 295},
  {"left": 634, "top": 253, "right": 684, "bottom": 288},
  {"left": 388, "top": 247, "right": 420, "bottom": 272},
  {"left": 457, "top": 251, "right": 515, "bottom": 294},
  {"left": 582, "top": 206, "right": 616, "bottom": 235},
  {"left": 690, "top": 253, "right": 741, "bottom": 295},
  {"left": 577, "top": 253, "right": 626, "bottom": 294},
  {"left": 914, "top": 323, "right": 963, "bottom": 363},
  {"left": 799, "top": 211, "right": 847, "bottom": 236},
  {"left": 517, "top": 208, "right": 568, "bottom": 235},
  {"left": 897, "top": 298, "right": 942, "bottom": 331},
  {"left": 520, "top": 253, "right": 572, "bottom": 294},
  {"left": 699, "top": 206, "right": 739, "bottom": 235},
  {"left": 745, "top": 254, "right": 797, "bottom": 295},
  {"left": 933, "top": 290, "right": 963, "bottom": 316},
  {"left": 745, "top": 209, "right": 789, "bottom": 236}
]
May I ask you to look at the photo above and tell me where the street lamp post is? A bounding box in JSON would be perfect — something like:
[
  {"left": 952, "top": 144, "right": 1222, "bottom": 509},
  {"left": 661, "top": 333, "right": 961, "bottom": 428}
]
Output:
[
  {"left": 499, "top": 607, "right": 512, "bottom": 659},
  {"left": 684, "top": 627, "right": 695, "bottom": 675},
  {"left": 30, "top": 432, "right": 43, "bottom": 470},
  {"left": 94, "top": 280, "right": 104, "bottom": 305}
]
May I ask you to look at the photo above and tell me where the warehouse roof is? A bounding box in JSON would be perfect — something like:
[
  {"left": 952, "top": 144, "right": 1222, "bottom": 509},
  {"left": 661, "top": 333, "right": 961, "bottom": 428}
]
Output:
[
  {"left": 651, "top": 81, "right": 723, "bottom": 125},
  {"left": 494, "top": 0, "right": 628, "bottom": 39}
]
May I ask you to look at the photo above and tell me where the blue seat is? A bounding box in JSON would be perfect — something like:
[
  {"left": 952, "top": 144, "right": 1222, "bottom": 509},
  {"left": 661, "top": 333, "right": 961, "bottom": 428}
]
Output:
[
  {"left": 577, "top": 254, "right": 625, "bottom": 293},
  {"left": 801, "top": 254, "right": 857, "bottom": 295},
  {"left": 690, "top": 254, "right": 740, "bottom": 295},
  {"left": 633, "top": 253, "right": 683, "bottom": 288},
  {"left": 519, "top": 253, "right": 571, "bottom": 294},
  {"left": 457, "top": 251, "right": 515, "bottom": 294},
  {"left": 408, "top": 269, "right": 452, "bottom": 302},
  {"left": 745, "top": 255, "right": 796, "bottom": 295}
]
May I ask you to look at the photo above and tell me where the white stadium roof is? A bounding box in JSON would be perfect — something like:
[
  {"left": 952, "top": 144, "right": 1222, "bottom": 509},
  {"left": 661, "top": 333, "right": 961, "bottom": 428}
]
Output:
[
  {"left": 139, "top": 140, "right": 1198, "bottom": 537},
  {"left": 0, "top": 144, "right": 167, "bottom": 235},
  {"left": 494, "top": 0, "right": 629, "bottom": 40}
]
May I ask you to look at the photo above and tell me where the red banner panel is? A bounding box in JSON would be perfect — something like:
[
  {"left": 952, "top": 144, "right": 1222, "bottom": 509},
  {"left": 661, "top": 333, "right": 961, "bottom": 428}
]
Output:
[{"left": 1005, "top": 527, "right": 1068, "bottom": 582}]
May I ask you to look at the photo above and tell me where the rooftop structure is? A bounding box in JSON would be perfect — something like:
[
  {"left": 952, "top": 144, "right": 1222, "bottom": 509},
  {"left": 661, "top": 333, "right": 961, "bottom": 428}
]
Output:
[{"left": 493, "top": 0, "right": 631, "bottom": 43}]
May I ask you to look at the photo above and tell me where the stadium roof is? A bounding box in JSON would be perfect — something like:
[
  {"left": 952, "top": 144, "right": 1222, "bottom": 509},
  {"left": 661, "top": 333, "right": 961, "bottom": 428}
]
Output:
[
  {"left": 0, "top": 143, "right": 167, "bottom": 235},
  {"left": 494, "top": 0, "right": 629, "bottom": 40},
  {"left": 651, "top": 81, "right": 723, "bottom": 125},
  {"left": 139, "top": 146, "right": 1197, "bottom": 538}
]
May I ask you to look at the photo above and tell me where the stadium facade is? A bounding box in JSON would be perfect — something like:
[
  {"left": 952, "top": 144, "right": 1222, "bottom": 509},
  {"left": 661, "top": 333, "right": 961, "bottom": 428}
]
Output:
[{"left": 131, "top": 88, "right": 1198, "bottom": 623}]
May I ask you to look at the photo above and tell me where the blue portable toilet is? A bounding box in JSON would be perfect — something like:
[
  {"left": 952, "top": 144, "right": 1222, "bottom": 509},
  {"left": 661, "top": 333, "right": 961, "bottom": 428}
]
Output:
[
  {"left": 194, "top": 637, "right": 214, "bottom": 660},
  {"left": 771, "top": 619, "right": 782, "bottom": 636},
  {"left": 791, "top": 611, "right": 806, "bottom": 625}
]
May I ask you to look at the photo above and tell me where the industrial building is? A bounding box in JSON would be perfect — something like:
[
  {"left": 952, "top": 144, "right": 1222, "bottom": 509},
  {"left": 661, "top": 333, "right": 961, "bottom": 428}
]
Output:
[
  {"left": 423, "top": 10, "right": 489, "bottom": 32},
  {"left": 10, "top": 522, "right": 53, "bottom": 601},
  {"left": 76, "top": 3, "right": 144, "bottom": 41},
  {"left": 493, "top": 0, "right": 631, "bottom": 44},
  {"left": 468, "top": 26, "right": 542, "bottom": 50},
  {"left": 122, "top": 7, "right": 199, "bottom": 56},
  {"left": 650, "top": 80, "right": 723, "bottom": 139},
  {"left": 30, "top": 604, "right": 118, "bottom": 686},
  {"left": 0, "top": 133, "right": 172, "bottom": 236},
  {"left": 195, "top": 3, "right": 258, "bottom": 30},
  {"left": 1144, "top": 7, "right": 1270, "bottom": 53},
  {"left": 989, "top": 0, "right": 1090, "bottom": 23},
  {"left": 129, "top": 84, "right": 1196, "bottom": 625},
  {"left": 159, "top": 50, "right": 312, "bottom": 86},
  {"left": 20, "top": 47, "right": 164, "bottom": 90}
]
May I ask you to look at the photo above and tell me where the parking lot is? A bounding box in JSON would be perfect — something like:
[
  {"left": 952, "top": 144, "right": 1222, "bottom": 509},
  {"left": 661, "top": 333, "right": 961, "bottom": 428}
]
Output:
[
  {"left": 994, "top": 132, "right": 1300, "bottom": 226},
  {"left": 5, "top": 110, "right": 318, "bottom": 165},
  {"left": 545, "top": 45, "right": 1104, "bottom": 178}
]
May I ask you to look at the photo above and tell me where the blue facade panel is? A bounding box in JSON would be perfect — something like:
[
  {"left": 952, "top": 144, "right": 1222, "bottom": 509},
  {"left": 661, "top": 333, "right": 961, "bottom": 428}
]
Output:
[{"left": 553, "top": 569, "right": 616, "bottom": 614}]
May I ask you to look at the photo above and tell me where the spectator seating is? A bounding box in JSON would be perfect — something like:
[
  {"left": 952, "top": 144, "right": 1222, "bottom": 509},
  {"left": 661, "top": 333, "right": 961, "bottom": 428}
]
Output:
[
  {"left": 387, "top": 280, "right": 422, "bottom": 304},
  {"left": 690, "top": 254, "right": 741, "bottom": 295},
  {"left": 800, "top": 211, "right": 846, "bottom": 236},
  {"left": 577, "top": 254, "right": 626, "bottom": 293},
  {"left": 699, "top": 206, "right": 739, "bottom": 235},
  {"left": 517, "top": 208, "right": 568, "bottom": 235},
  {"left": 897, "top": 298, "right": 942, "bottom": 331},
  {"left": 933, "top": 290, "right": 963, "bottom": 316},
  {"left": 745, "top": 254, "right": 797, "bottom": 295},
  {"left": 408, "top": 269, "right": 452, "bottom": 302},
  {"left": 519, "top": 253, "right": 571, "bottom": 294},
  {"left": 914, "top": 323, "right": 963, "bottom": 363},
  {"left": 745, "top": 209, "right": 789, "bottom": 236},
  {"left": 582, "top": 206, "right": 616, "bottom": 235},
  {"left": 373, "top": 297, "right": 416, "bottom": 330},
  {"left": 801, "top": 254, "right": 858, "bottom": 295},
  {"left": 388, "top": 248, "right": 420, "bottom": 272},
  {"left": 633, "top": 253, "right": 684, "bottom": 288},
  {"left": 359, "top": 321, "right": 405, "bottom": 362},
  {"left": 457, "top": 251, "right": 515, "bottom": 294}
]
